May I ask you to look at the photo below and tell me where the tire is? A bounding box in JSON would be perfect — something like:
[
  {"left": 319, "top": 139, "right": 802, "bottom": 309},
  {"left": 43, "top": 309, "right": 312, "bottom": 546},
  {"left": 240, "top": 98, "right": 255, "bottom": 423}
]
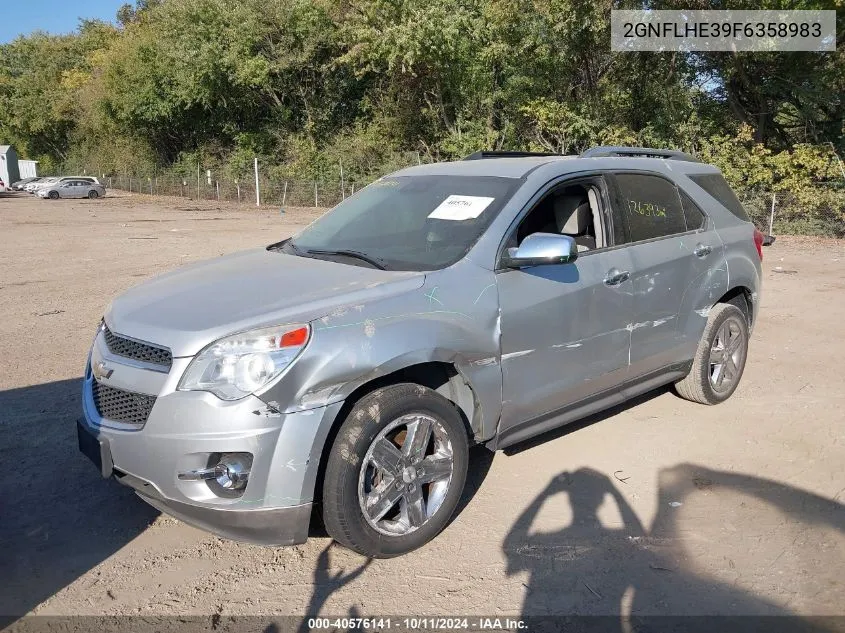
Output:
[
  {"left": 48, "top": 191, "right": 59, "bottom": 200},
  {"left": 88, "top": 190, "right": 99, "bottom": 199},
  {"left": 675, "top": 303, "right": 749, "bottom": 405},
  {"left": 322, "top": 383, "right": 469, "bottom": 558}
]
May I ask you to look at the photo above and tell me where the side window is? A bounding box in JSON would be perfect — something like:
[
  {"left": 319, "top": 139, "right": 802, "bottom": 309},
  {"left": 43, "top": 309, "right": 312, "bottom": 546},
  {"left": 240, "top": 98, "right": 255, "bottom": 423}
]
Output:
[
  {"left": 679, "top": 190, "right": 707, "bottom": 230},
  {"left": 507, "top": 180, "right": 606, "bottom": 254},
  {"left": 614, "top": 174, "right": 686, "bottom": 242}
]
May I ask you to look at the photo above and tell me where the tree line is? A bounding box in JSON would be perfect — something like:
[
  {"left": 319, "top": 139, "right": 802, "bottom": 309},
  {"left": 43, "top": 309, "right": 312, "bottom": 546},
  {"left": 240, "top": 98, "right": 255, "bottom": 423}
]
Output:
[{"left": 1, "top": 0, "right": 843, "bottom": 231}]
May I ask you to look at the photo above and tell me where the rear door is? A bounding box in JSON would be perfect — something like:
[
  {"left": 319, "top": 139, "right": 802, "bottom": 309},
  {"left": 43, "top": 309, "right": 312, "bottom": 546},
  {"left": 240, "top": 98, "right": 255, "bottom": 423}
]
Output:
[
  {"left": 607, "top": 171, "right": 722, "bottom": 378},
  {"left": 64, "top": 181, "right": 82, "bottom": 197}
]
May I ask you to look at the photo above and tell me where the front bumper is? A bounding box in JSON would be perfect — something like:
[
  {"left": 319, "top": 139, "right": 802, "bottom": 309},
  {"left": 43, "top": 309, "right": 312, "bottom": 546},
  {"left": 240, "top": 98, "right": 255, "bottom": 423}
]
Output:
[
  {"left": 79, "top": 333, "right": 343, "bottom": 545},
  {"left": 115, "top": 466, "right": 312, "bottom": 546}
]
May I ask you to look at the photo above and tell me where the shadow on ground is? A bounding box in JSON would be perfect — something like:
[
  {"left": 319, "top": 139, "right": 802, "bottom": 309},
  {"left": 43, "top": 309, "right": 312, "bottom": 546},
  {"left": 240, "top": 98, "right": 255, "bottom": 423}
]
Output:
[
  {"left": 502, "top": 463, "right": 845, "bottom": 630},
  {"left": 0, "top": 378, "right": 159, "bottom": 621}
]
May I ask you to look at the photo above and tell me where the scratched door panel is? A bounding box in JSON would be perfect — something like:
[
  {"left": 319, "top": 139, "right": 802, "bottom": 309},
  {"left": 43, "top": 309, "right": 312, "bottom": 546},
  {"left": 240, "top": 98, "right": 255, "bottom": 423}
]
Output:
[
  {"left": 625, "top": 237, "right": 696, "bottom": 376},
  {"left": 496, "top": 248, "right": 634, "bottom": 431},
  {"left": 608, "top": 172, "right": 697, "bottom": 378}
]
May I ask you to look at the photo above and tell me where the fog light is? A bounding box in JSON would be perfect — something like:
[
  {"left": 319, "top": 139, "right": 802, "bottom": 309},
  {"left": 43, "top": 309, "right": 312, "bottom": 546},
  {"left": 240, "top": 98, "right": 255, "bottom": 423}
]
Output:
[
  {"left": 215, "top": 453, "right": 251, "bottom": 490},
  {"left": 178, "top": 452, "right": 252, "bottom": 497}
]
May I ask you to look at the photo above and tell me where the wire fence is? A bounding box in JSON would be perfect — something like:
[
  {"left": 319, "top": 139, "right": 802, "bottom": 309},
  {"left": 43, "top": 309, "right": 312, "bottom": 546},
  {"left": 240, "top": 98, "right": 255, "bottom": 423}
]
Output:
[
  {"left": 68, "top": 166, "right": 845, "bottom": 237},
  {"left": 105, "top": 174, "right": 363, "bottom": 209},
  {"left": 737, "top": 188, "right": 845, "bottom": 237}
]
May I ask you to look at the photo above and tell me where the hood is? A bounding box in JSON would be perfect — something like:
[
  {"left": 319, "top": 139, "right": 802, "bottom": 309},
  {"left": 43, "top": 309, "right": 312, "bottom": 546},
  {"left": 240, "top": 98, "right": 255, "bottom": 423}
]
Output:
[{"left": 106, "top": 248, "right": 425, "bottom": 357}]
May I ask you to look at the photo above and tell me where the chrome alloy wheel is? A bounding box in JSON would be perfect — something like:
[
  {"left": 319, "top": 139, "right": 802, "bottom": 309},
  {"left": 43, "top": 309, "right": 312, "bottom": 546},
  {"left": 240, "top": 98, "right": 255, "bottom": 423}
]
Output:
[
  {"left": 357, "top": 414, "right": 454, "bottom": 536},
  {"left": 709, "top": 315, "right": 746, "bottom": 393}
]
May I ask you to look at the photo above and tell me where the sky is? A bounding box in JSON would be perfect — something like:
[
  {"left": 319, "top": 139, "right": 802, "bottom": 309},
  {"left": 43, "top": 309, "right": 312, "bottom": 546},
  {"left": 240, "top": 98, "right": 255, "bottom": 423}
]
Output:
[{"left": 0, "top": 0, "right": 127, "bottom": 44}]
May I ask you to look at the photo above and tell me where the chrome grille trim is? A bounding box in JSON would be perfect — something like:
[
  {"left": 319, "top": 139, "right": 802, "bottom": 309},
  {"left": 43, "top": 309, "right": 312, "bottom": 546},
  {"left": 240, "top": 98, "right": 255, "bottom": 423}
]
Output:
[
  {"left": 103, "top": 326, "right": 172, "bottom": 369},
  {"left": 91, "top": 380, "right": 156, "bottom": 427}
]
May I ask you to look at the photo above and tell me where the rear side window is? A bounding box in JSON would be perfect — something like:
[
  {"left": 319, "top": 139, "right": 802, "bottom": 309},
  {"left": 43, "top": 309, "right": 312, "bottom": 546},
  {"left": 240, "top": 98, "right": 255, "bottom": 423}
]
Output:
[
  {"left": 680, "top": 190, "right": 707, "bottom": 230},
  {"left": 688, "top": 173, "right": 750, "bottom": 221},
  {"left": 613, "top": 174, "right": 687, "bottom": 242}
]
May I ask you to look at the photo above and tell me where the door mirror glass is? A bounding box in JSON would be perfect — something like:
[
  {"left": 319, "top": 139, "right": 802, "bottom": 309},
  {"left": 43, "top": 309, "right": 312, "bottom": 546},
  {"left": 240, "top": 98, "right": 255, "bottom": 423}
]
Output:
[{"left": 503, "top": 233, "right": 578, "bottom": 268}]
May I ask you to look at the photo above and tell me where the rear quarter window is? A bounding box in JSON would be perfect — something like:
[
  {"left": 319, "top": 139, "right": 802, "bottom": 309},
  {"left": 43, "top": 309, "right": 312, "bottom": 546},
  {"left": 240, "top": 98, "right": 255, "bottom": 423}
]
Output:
[
  {"left": 679, "top": 190, "right": 707, "bottom": 230},
  {"left": 688, "top": 173, "right": 750, "bottom": 222}
]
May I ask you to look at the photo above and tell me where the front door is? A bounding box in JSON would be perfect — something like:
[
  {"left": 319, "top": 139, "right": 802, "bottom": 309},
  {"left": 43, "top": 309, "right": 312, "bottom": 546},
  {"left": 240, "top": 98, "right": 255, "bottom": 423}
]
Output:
[{"left": 496, "top": 176, "right": 634, "bottom": 434}]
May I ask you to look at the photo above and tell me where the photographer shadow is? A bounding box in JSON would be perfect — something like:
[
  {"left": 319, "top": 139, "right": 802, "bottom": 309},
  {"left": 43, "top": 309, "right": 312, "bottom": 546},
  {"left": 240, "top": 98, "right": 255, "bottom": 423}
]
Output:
[{"left": 503, "top": 465, "right": 845, "bottom": 632}]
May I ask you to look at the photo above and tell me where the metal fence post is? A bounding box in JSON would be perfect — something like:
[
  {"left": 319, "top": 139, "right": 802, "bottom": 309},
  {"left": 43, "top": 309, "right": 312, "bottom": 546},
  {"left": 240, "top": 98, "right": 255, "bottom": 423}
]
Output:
[
  {"left": 254, "top": 158, "right": 260, "bottom": 207},
  {"left": 282, "top": 181, "right": 287, "bottom": 206},
  {"left": 769, "top": 193, "right": 776, "bottom": 235},
  {"left": 314, "top": 181, "right": 318, "bottom": 208}
]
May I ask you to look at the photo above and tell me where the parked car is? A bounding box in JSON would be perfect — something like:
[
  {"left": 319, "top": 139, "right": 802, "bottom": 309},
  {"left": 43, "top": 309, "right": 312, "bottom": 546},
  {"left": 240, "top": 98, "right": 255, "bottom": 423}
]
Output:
[
  {"left": 25, "top": 177, "right": 57, "bottom": 192},
  {"left": 78, "top": 146, "right": 765, "bottom": 557},
  {"left": 11, "top": 176, "right": 40, "bottom": 190},
  {"left": 31, "top": 176, "right": 99, "bottom": 192},
  {"left": 38, "top": 179, "right": 106, "bottom": 199},
  {"left": 0, "top": 178, "right": 5, "bottom": 192}
]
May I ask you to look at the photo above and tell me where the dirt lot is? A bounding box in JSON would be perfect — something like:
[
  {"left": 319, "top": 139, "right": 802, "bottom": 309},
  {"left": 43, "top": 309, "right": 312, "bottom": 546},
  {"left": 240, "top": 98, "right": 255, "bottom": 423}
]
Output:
[{"left": 1, "top": 191, "right": 844, "bottom": 626}]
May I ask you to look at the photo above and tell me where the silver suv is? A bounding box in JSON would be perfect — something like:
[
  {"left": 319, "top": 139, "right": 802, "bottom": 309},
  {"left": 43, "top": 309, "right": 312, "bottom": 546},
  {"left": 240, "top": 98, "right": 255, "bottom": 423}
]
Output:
[{"left": 78, "top": 147, "right": 764, "bottom": 557}]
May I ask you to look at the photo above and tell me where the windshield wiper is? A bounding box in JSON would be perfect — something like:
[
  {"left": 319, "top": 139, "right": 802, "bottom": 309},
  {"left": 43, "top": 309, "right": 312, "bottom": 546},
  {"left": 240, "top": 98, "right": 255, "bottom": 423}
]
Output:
[
  {"left": 304, "top": 248, "right": 388, "bottom": 270},
  {"left": 267, "top": 238, "right": 300, "bottom": 253}
]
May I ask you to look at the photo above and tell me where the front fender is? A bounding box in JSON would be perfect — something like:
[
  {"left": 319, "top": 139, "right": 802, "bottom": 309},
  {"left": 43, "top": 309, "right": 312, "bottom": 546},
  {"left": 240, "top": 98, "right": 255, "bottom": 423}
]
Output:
[{"left": 259, "top": 261, "right": 504, "bottom": 441}]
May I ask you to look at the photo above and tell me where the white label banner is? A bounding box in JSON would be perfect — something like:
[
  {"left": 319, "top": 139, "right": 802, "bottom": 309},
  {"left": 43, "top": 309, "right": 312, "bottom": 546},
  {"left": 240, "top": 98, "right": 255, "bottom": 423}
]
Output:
[{"left": 611, "top": 10, "right": 836, "bottom": 52}]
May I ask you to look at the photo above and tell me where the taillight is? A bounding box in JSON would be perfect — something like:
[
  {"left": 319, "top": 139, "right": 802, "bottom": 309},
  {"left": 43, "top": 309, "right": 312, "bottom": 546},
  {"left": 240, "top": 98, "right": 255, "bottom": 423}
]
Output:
[{"left": 753, "top": 227, "right": 764, "bottom": 261}]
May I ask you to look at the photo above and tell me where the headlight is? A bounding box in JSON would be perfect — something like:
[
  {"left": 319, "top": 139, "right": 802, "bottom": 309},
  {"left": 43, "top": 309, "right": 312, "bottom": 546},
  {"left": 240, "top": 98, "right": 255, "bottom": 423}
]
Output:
[{"left": 178, "top": 324, "right": 310, "bottom": 401}]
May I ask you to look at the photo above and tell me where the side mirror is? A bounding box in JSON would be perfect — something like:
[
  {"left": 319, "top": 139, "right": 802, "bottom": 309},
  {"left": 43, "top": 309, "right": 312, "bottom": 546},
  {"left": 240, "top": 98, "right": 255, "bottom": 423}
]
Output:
[{"left": 502, "top": 232, "right": 578, "bottom": 268}]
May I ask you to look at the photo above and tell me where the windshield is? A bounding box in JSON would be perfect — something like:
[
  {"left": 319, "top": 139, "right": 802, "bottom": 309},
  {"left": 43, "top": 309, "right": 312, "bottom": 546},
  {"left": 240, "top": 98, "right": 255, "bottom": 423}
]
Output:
[{"left": 284, "top": 175, "right": 520, "bottom": 271}]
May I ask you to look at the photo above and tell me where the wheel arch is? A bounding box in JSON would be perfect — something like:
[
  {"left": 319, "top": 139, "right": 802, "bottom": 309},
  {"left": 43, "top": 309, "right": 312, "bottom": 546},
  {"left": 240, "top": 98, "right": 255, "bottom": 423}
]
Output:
[
  {"left": 311, "top": 361, "right": 478, "bottom": 512},
  {"left": 716, "top": 286, "right": 754, "bottom": 328}
]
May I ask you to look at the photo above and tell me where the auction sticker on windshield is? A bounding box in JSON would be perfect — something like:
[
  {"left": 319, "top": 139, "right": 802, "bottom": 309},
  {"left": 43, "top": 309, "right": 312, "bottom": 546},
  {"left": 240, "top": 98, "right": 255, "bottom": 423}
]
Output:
[{"left": 429, "top": 195, "right": 495, "bottom": 221}]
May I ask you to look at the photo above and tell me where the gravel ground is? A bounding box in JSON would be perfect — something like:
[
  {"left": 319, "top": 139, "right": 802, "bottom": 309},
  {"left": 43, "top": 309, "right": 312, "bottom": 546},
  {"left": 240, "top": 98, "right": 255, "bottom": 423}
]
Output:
[{"left": 1, "top": 191, "right": 844, "bottom": 627}]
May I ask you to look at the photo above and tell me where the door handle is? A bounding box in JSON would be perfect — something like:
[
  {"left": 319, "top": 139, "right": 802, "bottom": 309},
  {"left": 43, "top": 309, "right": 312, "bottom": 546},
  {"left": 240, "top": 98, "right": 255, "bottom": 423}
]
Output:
[
  {"left": 694, "top": 243, "right": 712, "bottom": 258},
  {"left": 604, "top": 268, "right": 630, "bottom": 286}
]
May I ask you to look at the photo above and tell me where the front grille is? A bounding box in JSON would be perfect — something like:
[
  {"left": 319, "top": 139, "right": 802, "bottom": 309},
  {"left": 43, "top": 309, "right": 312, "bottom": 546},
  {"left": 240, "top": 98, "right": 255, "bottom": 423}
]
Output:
[
  {"left": 103, "top": 325, "right": 172, "bottom": 369},
  {"left": 92, "top": 380, "right": 156, "bottom": 426}
]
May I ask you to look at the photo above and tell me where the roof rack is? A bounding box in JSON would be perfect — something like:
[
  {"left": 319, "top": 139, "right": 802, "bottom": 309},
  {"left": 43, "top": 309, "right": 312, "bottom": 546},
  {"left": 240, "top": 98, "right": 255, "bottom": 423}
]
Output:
[
  {"left": 462, "top": 150, "right": 562, "bottom": 161},
  {"left": 579, "top": 146, "right": 701, "bottom": 163}
]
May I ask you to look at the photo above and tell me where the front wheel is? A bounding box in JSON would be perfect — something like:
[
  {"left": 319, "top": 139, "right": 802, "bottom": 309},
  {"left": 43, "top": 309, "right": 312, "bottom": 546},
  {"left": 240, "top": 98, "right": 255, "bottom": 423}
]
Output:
[
  {"left": 322, "top": 383, "right": 469, "bottom": 558},
  {"left": 675, "top": 303, "right": 749, "bottom": 405},
  {"left": 88, "top": 190, "right": 99, "bottom": 199},
  {"left": 48, "top": 190, "right": 59, "bottom": 200}
]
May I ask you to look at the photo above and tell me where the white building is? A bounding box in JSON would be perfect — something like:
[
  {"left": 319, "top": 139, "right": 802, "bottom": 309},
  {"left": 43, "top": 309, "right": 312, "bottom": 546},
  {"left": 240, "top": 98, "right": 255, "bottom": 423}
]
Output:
[
  {"left": 19, "top": 159, "right": 39, "bottom": 179},
  {"left": 0, "top": 145, "right": 20, "bottom": 185}
]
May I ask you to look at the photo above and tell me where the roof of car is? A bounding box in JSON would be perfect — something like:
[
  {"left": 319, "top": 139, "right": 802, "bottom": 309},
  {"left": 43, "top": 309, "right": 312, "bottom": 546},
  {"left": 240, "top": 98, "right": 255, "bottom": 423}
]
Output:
[
  {"left": 393, "top": 153, "right": 719, "bottom": 180},
  {"left": 393, "top": 156, "right": 578, "bottom": 179}
]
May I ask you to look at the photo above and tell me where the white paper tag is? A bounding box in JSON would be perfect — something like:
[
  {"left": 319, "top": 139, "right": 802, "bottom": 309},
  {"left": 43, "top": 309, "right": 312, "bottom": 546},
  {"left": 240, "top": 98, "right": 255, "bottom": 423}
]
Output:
[{"left": 428, "top": 195, "right": 495, "bottom": 221}]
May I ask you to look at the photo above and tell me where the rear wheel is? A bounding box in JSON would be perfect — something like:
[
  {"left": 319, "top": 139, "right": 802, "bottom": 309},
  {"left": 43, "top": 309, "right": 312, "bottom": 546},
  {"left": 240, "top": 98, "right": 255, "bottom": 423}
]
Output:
[
  {"left": 322, "top": 383, "right": 469, "bottom": 558},
  {"left": 88, "top": 190, "right": 99, "bottom": 199},
  {"left": 675, "top": 303, "right": 749, "bottom": 405},
  {"left": 48, "top": 190, "right": 59, "bottom": 200}
]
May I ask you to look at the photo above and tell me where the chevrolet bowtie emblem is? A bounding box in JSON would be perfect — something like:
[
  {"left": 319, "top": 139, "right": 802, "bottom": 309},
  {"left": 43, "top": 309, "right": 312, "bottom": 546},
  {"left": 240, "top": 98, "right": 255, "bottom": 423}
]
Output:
[{"left": 93, "top": 360, "right": 114, "bottom": 381}]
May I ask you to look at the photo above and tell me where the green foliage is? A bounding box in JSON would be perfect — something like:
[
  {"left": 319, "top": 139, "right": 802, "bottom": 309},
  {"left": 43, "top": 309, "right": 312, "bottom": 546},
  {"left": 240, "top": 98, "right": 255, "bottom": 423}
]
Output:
[{"left": 1, "top": 0, "right": 843, "bottom": 234}]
